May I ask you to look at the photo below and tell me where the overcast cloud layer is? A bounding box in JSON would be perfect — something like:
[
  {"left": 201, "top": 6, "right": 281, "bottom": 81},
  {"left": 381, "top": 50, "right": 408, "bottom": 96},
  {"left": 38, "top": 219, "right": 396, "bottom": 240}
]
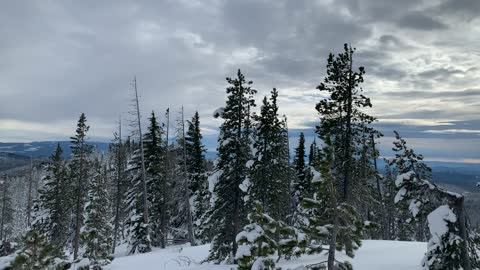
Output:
[{"left": 1, "top": 0, "right": 479, "bottom": 162}]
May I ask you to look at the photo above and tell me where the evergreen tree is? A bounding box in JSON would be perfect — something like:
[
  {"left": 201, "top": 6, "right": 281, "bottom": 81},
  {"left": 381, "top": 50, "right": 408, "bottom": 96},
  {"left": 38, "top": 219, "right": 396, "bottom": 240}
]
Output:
[
  {"left": 31, "top": 143, "right": 70, "bottom": 256},
  {"left": 236, "top": 203, "right": 278, "bottom": 270},
  {"left": 0, "top": 178, "right": 13, "bottom": 242},
  {"left": 236, "top": 202, "right": 306, "bottom": 270},
  {"left": 315, "top": 44, "right": 376, "bottom": 204},
  {"left": 302, "top": 139, "right": 365, "bottom": 270},
  {"left": 169, "top": 107, "right": 196, "bottom": 245},
  {"left": 396, "top": 171, "right": 479, "bottom": 270},
  {"left": 380, "top": 161, "right": 399, "bottom": 240},
  {"left": 143, "top": 111, "right": 168, "bottom": 248},
  {"left": 207, "top": 69, "right": 256, "bottom": 262},
  {"left": 390, "top": 131, "right": 432, "bottom": 178},
  {"left": 81, "top": 158, "right": 113, "bottom": 268},
  {"left": 308, "top": 139, "right": 319, "bottom": 166},
  {"left": 111, "top": 127, "right": 129, "bottom": 253},
  {"left": 70, "top": 113, "right": 93, "bottom": 260},
  {"left": 314, "top": 44, "right": 380, "bottom": 261},
  {"left": 390, "top": 131, "right": 432, "bottom": 241},
  {"left": 292, "top": 133, "right": 309, "bottom": 203},
  {"left": 125, "top": 144, "right": 152, "bottom": 254},
  {"left": 248, "top": 89, "right": 291, "bottom": 222},
  {"left": 185, "top": 111, "right": 209, "bottom": 243},
  {"left": 392, "top": 134, "right": 479, "bottom": 270},
  {"left": 5, "top": 230, "right": 56, "bottom": 270}
]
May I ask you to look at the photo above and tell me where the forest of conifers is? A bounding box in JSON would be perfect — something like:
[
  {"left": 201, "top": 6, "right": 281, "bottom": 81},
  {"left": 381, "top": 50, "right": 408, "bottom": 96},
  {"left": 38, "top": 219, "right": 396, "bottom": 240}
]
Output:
[{"left": 0, "top": 44, "right": 478, "bottom": 270}]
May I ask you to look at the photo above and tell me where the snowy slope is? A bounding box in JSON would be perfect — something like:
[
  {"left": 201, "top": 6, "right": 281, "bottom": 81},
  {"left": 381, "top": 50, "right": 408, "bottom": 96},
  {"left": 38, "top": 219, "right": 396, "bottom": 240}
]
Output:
[{"left": 106, "top": 240, "right": 426, "bottom": 270}]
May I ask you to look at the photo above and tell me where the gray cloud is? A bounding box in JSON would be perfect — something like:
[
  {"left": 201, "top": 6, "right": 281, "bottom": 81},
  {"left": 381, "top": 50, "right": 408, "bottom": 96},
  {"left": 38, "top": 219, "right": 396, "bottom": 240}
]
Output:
[
  {"left": 378, "top": 89, "right": 480, "bottom": 99},
  {"left": 0, "top": 0, "right": 479, "bottom": 161},
  {"left": 418, "top": 67, "right": 465, "bottom": 79},
  {"left": 396, "top": 12, "right": 447, "bottom": 30}
]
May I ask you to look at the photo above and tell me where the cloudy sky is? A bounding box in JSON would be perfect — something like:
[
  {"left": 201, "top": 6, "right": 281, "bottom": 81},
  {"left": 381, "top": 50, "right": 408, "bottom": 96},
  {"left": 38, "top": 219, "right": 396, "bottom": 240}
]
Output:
[{"left": 1, "top": 0, "right": 479, "bottom": 162}]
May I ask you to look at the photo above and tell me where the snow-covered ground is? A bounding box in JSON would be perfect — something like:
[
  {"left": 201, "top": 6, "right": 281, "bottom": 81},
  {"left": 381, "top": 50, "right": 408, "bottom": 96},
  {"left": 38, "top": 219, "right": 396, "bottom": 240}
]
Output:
[{"left": 106, "top": 240, "right": 427, "bottom": 270}]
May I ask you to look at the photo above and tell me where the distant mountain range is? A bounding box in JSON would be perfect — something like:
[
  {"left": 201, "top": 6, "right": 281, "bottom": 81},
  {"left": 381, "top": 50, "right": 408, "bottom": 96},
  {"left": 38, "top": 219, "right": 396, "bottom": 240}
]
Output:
[
  {"left": 0, "top": 141, "right": 110, "bottom": 159},
  {"left": 1, "top": 141, "right": 479, "bottom": 185}
]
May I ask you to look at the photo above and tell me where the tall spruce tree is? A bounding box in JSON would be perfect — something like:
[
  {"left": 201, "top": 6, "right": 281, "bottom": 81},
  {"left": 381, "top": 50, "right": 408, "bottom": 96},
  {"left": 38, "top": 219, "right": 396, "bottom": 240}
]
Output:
[
  {"left": 314, "top": 44, "right": 379, "bottom": 264},
  {"left": 390, "top": 131, "right": 431, "bottom": 241},
  {"left": 125, "top": 144, "right": 152, "bottom": 254},
  {"left": 81, "top": 158, "right": 113, "bottom": 268},
  {"left": 169, "top": 107, "right": 196, "bottom": 245},
  {"left": 143, "top": 111, "right": 169, "bottom": 248},
  {"left": 31, "top": 144, "right": 70, "bottom": 256},
  {"left": 315, "top": 44, "right": 376, "bottom": 203},
  {"left": 302, "top": 138, "right": 364, "bottom": 270},
  {"left": 70, "top": 113, "right": 93, "bottom": 260},
  {"left": 111, "top": 124, "right": 128, "bottom": 253},
  {"left": 308, "top": 139, "right": 319, "bottom": 166},
  {"left": 292, "top": 133, "right": 308, "bottom": 203},
  {"left": 207, "top": 69, "right": 256, "bottom": 262},
  {"left": 185, "top": 112, "right": 209, "bottom": 243},
  {"left": 248, "top": 88, "right": 291, "bottom": 221}
]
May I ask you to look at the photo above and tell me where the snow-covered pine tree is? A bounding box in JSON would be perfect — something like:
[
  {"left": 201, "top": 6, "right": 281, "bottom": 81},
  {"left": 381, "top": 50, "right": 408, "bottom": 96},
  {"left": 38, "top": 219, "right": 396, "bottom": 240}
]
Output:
[
  {"left": 125, "top": 143, "right": 152, "bottom": 254},
  {"left": 392, "top": 134, "right": 479, "bottom": 270},
  {"left": 236, "top": 202, "right": 278, "bottom": 270},
  {"left": 390, "top": 130, "right": 432, "bottom": 241},
  {"left": 111, "top": 123, "right": 129, "bottom": 253},
  {"left": 185, "top": 111, "right": 209, "bottom": 243},
  {"left": 236, "top": 201, "right": 307, "bottom": 270},
  {"left": 81, "top": 157, "right": 113, "bottom": 268},
  {"left": 351, "top": 127, "right": 382, "bottom": 238},
  {"left": 0, "top": 177, "right": 13, "bottom": 242},
  {"left": 380, "top": 161, "right": 399, "bottom": 240},
  {"left": 70, "top": 113, "right": 93, "bottom": 260},
  {"left": 31, "top": 143, "right": 70, "bottom": 256},
  {"left": 308, "top": 139, "right": 319, "bottom": 167},
  {"left": 396, "top": 171, "right": 480, "bottom": 269},
  {"left": 390, "top": 131, "right": 432, "bottom": 178},
  {"left": 169, "top": 107, "right": 195, "bottom": 245},
  {"left": 207, "top": 69, "right": 256, "bottom": 262},
  {"left": 5, "top": 230, "right": 56, "bottom": 270},
  {"left": 248, "top": 88, "right": 291, "bottom": 222},
  {"left": 302, "top": 138, "right": 364, "bottom": 270},
  {"left": 292, "top": 133, "right": 309, "bottom": 204},
  {"left": 143, "top": 111, "right": 169, "bottom": 248}
]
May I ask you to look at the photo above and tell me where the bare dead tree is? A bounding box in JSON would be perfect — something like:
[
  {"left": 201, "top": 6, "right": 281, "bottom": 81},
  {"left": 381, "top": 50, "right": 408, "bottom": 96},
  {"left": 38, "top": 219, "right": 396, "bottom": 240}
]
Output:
[{"left": 132, "top": 76, "right": 150, "bottom": 237}]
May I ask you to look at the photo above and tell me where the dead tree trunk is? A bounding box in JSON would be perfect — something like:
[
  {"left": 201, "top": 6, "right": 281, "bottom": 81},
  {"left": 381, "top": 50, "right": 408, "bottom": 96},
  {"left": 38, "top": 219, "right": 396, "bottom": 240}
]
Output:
[
  {"left": 453, "top": 196, "right": 472, "bottom": 270},
  {"left": 133, "top": 77, "right": 150, "bottom": 232},
  {"left": 160, "top": 108, "right": 170, "bottom": 249}
]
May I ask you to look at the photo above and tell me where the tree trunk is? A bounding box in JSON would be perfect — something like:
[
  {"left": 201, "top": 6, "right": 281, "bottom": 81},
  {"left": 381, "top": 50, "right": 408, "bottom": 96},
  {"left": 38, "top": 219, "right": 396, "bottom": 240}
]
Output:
[
  {"left": 161, "top": 108, "right": 170, "bottom": 249},
  {"left": 454, "top": 196, "right": 472, "bottom": 270},
  {"left": 133, "top": 77, "right": 150, "bottom": 233},
  {"left": 343, "top": 45, "right": 354, "bottom": 203}
]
